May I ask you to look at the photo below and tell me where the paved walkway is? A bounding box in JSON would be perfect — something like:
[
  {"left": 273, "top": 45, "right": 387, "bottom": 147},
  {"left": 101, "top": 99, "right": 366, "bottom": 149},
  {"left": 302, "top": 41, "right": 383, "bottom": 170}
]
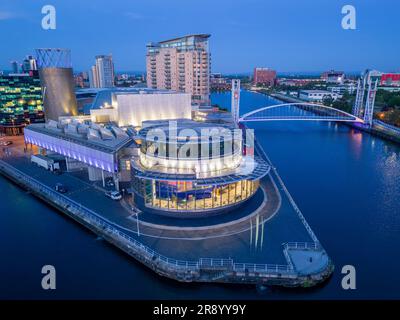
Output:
[{"left": 2, "top": 145, "right": 318, "bottom": 267}]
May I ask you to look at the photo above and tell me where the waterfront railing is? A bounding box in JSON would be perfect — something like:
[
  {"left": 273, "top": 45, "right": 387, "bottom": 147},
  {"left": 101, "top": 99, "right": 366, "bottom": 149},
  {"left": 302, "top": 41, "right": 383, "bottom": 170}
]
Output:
[
  {"left": 373, "top": 120, "right": 400, "bottom": 135},
  {"left": 0, "top": 159, "right": 303, "bottom": 280},
  {"left": 252, "top": 135, "right": 320, "bottom": 245}
]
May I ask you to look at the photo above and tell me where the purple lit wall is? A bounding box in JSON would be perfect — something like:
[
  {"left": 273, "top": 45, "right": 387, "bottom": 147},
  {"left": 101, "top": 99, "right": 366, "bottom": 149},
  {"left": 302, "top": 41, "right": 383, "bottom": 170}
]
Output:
[{"left": 24, "top": 129, "right": 116, "bottom": 173}]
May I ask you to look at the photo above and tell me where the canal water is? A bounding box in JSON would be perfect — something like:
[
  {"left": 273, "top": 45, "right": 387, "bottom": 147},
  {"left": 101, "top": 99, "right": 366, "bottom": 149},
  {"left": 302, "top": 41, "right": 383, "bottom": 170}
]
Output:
[{"left": 1, "top": 90, "right": 399, "bottom": 299}]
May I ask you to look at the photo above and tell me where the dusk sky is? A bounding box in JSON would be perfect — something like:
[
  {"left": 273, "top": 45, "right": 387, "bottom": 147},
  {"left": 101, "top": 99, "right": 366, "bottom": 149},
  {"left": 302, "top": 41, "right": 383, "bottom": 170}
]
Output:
[{"left": 1, "top": 0, "right": 399, "bottom": 73}]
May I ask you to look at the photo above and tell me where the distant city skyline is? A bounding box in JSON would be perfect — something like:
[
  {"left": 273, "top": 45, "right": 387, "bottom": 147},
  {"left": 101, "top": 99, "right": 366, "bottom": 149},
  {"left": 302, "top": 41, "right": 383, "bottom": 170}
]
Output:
[{"left": 1, "top": 0, "right": 399, "bottom": 73}]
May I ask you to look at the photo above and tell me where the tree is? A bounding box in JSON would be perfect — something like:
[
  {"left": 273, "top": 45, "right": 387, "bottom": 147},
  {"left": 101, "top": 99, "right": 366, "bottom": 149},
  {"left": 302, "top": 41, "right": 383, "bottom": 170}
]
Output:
[
  {"left": 388, "top": 96, "right": 400, "bottom": 108},
  {"left": 322, "top": 95, "right": 334, "bottom": 106}
]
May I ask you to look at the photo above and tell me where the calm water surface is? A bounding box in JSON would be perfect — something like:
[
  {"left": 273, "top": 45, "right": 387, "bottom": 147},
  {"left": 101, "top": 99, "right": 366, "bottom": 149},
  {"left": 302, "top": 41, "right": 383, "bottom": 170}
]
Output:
[{"left": 1, "top": 90, "right": 399, "bottom": 299}]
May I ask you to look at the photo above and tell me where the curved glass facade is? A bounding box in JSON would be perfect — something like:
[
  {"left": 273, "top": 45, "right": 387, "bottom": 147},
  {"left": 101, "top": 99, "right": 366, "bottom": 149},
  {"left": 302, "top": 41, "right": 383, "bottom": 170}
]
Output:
[
  {"left": 131, "top": 120, "right": 266, "bottom": 216},
  {"left": 132, "top": 176, "right": 259, "bottom": 212},
  {"left": 140, "top": 139, "right": 241, "bottom": 160}
]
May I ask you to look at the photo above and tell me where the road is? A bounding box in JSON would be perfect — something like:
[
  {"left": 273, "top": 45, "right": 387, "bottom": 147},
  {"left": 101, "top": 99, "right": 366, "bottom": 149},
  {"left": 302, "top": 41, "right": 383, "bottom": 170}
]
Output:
[{"left": 1, "top": 138, "right": 314, "bottom": 265}]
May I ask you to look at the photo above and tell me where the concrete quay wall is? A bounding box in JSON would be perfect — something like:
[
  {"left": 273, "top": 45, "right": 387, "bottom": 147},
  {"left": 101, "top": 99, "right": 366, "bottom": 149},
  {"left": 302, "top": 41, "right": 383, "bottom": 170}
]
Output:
[{"left": 0, "top": 159, "right": 333, "bottom": 287}]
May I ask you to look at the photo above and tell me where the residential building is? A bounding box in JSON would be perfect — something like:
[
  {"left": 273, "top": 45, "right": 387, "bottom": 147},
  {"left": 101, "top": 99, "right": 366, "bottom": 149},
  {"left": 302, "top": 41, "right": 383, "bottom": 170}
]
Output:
[
  {"left": 90, "top": 55, "right": 115, "bottom": 88},
  {"left": 210, "top": 73, "right": 231, "bottom": 91},
  {"left": 253, "top": 68, "right": 276, "bottom": 86},
  {"left": 146, "top": 34, "right": 211, "bottom": 106}
]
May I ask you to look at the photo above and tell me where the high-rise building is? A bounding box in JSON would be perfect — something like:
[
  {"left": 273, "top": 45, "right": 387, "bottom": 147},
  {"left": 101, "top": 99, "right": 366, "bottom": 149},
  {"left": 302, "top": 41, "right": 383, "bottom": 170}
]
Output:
[
  {"left": 146, "top": 34, "right": 211, "bottom": 106},
  {"left": 90, "top": 55, "right": 115, "bottom": 88},
  {"left": 10, "top": 61, "right": 19, "bottom": 73},
  {"left": 89, "top": 65, "right": 98, "bottom": 88},
  {"left": 22, "top": 55, "right": 38, "bottom": 73},
  {"left": 253, "top": 67, "right": 276, "bottom": 86},
  {"left": 0, "top": 73, "right": 44, "bottom": 135}
]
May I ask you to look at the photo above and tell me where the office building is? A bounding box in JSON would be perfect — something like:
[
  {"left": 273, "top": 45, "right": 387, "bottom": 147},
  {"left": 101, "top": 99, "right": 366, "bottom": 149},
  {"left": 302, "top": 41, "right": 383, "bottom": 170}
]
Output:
[
  {"left": 25, "top": 116, "right": 269, "bottom": 218},
  {"left": 90, "top": 55, "right": 115, "bottom": 88},
  {"left": 0, "top": 73, "right": 44, "bottom": 135},
  {"left": 380, "top": 73, "right": 400, "bottom": 86},
  {"left": 131, "top": 119, "right": 269, "bottom": 217},
  {"left": 321, "top": 70, "right": 345, "bottom": 84},
  {"left": 253, "top": 68, "right": 276, "bottom": 86},
  {"left": 146, "top": 34, "right": 211, "bottom": 106},
  {"left": 21, "top": 55, "right": 38, "bottom": 73},
  {"left": 299, "top": 90, "right": 341, "bottom": 102},
  {"left": 10, "top": 61, "right": 19, "bottom": 73}
]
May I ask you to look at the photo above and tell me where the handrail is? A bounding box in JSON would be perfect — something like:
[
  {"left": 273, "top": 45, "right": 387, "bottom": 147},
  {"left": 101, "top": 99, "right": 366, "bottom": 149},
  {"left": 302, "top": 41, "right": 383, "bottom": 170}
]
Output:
[
  {"left": 0, "top": 159, "right": 301, "bottom": 278},
  {"left": 252, "top": 137, "right": 320, "bottom": 244},
  {"left": 373, "top": 119, "right": 400, "bottom": 134},
  {"left": 239, "top": 102, "right": 364, "bottom": 123}
]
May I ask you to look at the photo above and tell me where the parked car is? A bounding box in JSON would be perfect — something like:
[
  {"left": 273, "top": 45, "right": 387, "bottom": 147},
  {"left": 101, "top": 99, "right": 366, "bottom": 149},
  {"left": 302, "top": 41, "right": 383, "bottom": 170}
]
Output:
[
  {"left": 55, "top": 183, "right": 68, "bottom": 193},
  {"left": 105, "top": 191, "right": 122, "bottom": 200}
]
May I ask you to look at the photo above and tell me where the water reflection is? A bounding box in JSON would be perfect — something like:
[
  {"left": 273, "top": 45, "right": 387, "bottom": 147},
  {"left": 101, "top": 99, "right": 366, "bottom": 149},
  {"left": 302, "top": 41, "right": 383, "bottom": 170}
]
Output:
[
  {"left": 249, "top": 214, "right": 266, "bottom": 251},
  {"left": 349, "top": 129, "right": 363, "bottom": 160}
]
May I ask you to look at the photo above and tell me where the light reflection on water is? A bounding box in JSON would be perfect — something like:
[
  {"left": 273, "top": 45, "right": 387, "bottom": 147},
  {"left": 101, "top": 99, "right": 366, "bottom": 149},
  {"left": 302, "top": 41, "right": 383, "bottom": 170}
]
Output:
[
  {"left": 212, "top": 90, "right": 400, "bottom": 298},
  {"left": 1, "top": 90, "right": 400, "bottom": 299}
]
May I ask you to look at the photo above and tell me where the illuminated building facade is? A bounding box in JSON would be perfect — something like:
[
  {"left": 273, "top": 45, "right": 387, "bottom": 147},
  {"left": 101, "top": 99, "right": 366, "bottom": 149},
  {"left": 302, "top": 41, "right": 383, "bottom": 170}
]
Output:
[
  {"left": 89, "top": 89, "right": 192, "bottom": 127},
  {"left": 131, "top": 119, "right": 270, "bottom": 217},
  {"left": 0, "top": 73, "right": 44, "bottom": 135}
]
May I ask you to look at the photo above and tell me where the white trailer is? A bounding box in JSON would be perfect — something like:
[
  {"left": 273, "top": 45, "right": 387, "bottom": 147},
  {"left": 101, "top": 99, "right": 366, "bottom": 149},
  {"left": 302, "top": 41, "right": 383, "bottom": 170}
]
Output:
[{"left": 31, "top": 154, "right": 60, "bottom": 172}]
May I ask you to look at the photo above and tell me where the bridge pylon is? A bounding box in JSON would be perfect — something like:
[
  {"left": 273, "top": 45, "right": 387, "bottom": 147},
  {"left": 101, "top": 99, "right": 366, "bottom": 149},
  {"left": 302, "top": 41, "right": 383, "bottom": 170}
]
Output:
[
  {"left": 352, "top": 69, "right": 381, "bottom": 126},
  {"left": 231, "top": 79, "right": 240, "bottom": 124},
  {"left": 352, "top": 77, "right": 366, "bottom": 118}
]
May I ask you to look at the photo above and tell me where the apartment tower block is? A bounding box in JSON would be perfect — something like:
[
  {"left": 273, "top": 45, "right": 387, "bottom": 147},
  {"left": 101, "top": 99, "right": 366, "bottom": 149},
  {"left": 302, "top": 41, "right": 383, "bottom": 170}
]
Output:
[{"left": 146, "top": 34, "right": 211, "bottom": 106}]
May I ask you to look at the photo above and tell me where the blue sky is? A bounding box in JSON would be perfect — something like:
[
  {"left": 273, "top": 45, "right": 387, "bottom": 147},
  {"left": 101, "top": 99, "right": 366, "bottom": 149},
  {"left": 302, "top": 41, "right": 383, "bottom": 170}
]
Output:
[{"left": 0, "top": 0, "right": 399, "bottom": 73}]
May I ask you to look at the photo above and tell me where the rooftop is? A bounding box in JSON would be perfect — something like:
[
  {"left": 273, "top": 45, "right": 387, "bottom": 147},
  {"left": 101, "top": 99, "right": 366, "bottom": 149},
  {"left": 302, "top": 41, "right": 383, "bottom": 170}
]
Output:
[
  {"left": 300, "top": 89, "right": 335, "bottom": 94},
  {"left": 138, "top": 119, "right": 238, "bottom": 143},
  {"left": 158, "top": 34, "right": 210, "bottom": 44},
  {"left": 84, "top": 87, "right": 182, "bottom": 113},
  {"left": 26, "top": 120, "right": 132, "bottom": 153}
]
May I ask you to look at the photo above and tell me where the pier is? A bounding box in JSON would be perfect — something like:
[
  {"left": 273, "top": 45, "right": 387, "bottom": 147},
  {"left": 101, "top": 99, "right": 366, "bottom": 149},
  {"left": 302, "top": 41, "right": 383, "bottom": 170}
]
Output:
[{"left": 0, "top": 140, "right": 333, "bottom": 287}]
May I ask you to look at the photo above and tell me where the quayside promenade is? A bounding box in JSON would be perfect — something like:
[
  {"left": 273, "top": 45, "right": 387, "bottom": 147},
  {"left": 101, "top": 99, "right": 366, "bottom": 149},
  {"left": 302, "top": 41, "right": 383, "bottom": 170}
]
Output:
[{"left": 0, "top": 138, "right": 333, "bottom": 287}]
